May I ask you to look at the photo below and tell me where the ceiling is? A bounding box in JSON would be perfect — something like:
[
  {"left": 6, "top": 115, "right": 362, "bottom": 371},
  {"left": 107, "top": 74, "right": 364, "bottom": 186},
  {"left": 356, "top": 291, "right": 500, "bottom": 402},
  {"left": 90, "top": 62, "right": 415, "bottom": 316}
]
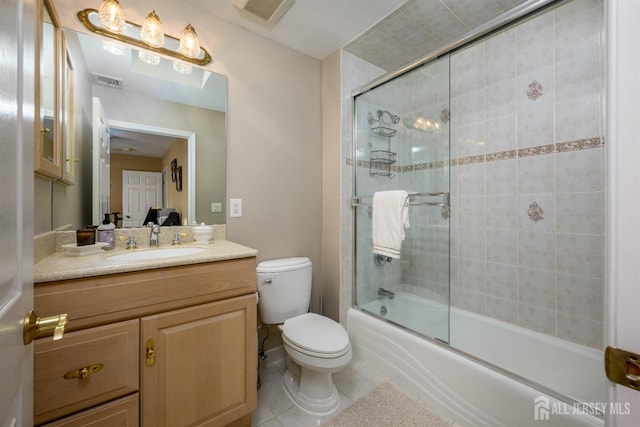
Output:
[
  {"left": 186, "top": 0, "right": 530, "bottom": 71},
  {"left": 183, "top": 0, "right": 408, "bottom": 60}
]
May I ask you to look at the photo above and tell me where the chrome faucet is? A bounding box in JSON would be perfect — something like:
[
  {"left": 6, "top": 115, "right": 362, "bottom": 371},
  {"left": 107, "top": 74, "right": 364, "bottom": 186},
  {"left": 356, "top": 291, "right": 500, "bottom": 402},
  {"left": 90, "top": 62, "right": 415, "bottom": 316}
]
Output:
[
  {"left": 149, "top": 223, "right": 160, "bottom": 246},
  {"left": 377, "top": 287, "right": 395, "bottom": 299}
]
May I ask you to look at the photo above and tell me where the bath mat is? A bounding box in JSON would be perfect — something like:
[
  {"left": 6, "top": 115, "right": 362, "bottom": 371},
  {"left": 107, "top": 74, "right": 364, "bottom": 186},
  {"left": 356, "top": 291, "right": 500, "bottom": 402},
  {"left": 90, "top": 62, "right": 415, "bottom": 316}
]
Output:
[{"left": 321, "top": 382, "right": 450, "bottom": 427}]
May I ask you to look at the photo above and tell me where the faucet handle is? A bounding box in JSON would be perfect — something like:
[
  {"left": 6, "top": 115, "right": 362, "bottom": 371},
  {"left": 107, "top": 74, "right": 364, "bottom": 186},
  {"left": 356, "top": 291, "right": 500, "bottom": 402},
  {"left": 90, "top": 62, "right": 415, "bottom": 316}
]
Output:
[
  {"left": 126, "top": 234, "right": 137, "bottom": 250},
  {"left": 172, "top": 232, "right": 187, "bottom": 245}
]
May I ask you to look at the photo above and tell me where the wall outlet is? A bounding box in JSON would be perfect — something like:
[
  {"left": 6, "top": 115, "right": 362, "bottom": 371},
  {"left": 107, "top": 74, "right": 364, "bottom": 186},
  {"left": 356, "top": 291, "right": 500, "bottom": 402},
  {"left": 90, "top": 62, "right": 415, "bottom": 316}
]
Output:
[
  {"left": 230, "top": 199, "right": 242, "bottom": 218},
  {"left": 211, "top": 202, "right": 222, "bottom": 213}
]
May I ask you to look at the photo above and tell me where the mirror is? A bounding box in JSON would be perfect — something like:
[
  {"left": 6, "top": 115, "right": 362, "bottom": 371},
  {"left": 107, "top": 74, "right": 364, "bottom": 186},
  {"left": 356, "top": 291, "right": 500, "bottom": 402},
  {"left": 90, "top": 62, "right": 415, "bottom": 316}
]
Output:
[{"left": 50, "top": 26, "right": 227, "bottom": 229}]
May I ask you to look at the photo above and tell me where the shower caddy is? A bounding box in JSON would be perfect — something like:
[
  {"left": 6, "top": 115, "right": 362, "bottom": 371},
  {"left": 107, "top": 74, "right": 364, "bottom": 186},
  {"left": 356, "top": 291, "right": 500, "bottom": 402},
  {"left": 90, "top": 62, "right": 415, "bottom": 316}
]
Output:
[{"left": 367, "top": 110, "right": 397, "bottom": 177}]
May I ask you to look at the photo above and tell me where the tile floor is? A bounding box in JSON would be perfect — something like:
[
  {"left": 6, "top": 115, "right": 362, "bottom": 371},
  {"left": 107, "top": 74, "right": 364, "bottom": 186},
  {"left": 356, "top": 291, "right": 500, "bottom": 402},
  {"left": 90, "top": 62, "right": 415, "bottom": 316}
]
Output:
[
  {"left": 252, "top": 356, "right": 386, "bottom": 427},
  {"left": 251, "top": 352, "right": 461, "bottom": 427}
]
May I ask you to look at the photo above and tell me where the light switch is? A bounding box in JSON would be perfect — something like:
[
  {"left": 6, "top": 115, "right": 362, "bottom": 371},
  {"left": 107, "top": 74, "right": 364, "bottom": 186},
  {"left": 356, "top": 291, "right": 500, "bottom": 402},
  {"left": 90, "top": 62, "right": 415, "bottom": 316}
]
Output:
[
  {"left": 230, "top": 199, "right": 242, "bottom": 218},
  {"left": 211, "top": 202, "right": 222, "bottom": 213}
]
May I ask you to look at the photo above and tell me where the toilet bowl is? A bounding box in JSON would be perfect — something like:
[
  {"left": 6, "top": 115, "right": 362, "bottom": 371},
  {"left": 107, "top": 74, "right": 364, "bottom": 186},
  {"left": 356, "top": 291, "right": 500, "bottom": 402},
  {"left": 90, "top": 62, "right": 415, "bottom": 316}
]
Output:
[
  {"left": 280, "top": 313, "right": 352, "bottom": 415},
  {"left": 257, "top": 258, "right": 352, "bottom": 415}
]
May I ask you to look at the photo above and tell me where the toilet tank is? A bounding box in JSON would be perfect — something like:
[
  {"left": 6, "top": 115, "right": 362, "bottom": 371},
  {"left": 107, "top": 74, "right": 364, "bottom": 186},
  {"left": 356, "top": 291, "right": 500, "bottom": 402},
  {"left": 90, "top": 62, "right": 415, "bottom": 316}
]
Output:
[{"left": 257, "top": 257, "right": 312, "bottom": 325}]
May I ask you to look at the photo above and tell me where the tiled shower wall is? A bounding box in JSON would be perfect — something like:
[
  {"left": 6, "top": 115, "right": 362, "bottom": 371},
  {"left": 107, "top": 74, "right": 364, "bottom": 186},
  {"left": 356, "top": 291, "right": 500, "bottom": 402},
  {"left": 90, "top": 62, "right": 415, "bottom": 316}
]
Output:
[
  {"left": 449, "top": 0, "right": 604, "bottom": 349},
  {"left": 341, "top": 0, "right": 604, "bottom": 350}
]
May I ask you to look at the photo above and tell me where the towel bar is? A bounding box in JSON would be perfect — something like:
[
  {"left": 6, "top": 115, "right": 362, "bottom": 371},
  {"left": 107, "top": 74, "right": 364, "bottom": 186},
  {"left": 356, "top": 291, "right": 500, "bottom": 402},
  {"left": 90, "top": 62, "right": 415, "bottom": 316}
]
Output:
[{"left": 351, "top": 192, "right": 449, "bottom": 207}]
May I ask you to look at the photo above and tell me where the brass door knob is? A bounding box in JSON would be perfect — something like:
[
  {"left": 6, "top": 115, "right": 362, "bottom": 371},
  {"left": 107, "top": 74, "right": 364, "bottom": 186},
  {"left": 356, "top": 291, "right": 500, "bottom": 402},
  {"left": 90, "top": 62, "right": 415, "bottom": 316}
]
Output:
[{"left": 23, "top": 311, "right": 69, "bottom": 345}]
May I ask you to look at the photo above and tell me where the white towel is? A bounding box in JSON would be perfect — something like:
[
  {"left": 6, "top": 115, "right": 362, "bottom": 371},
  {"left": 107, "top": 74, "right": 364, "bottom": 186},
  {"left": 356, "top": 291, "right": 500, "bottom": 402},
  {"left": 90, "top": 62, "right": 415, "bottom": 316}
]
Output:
[{"left": 372, "top": 191, "right": 410, "bottom": 259}]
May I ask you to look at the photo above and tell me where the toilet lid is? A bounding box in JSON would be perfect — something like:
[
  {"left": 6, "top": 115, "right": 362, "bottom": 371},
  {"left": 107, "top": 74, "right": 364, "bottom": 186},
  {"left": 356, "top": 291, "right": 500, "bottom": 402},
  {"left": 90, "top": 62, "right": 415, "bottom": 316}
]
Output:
[{"left": 282, "top": 313, "right": 350, "bottom": 355}]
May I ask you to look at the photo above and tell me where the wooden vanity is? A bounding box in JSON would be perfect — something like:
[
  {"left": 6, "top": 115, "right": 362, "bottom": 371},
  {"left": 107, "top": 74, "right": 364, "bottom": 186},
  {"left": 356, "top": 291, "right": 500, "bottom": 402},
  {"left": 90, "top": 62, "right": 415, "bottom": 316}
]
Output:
[{"left": 33, "top": 242, "right": 257, "bottom": 427}]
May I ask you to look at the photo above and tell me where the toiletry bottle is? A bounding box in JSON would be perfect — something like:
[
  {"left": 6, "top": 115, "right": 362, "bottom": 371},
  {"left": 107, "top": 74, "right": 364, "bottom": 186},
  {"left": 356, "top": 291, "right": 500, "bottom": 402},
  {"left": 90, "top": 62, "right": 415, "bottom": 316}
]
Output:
[{"left": 97, "top": 213, "right": 115, "bottom": 250}]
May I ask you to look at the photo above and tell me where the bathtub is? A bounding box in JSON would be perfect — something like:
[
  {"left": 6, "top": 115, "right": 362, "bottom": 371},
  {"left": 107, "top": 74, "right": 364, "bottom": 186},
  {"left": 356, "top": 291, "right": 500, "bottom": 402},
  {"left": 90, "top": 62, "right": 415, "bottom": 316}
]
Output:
[{"left": 349, "top": 292, "right": 605, "bottom": 427}]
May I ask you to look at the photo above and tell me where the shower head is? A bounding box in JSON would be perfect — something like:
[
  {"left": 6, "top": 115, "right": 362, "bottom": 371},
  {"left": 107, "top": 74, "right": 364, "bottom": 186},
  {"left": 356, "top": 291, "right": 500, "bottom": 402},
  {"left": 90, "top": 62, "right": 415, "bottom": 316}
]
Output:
[{"left": 377, "top": 109, "right": 400, "bottom": 125}]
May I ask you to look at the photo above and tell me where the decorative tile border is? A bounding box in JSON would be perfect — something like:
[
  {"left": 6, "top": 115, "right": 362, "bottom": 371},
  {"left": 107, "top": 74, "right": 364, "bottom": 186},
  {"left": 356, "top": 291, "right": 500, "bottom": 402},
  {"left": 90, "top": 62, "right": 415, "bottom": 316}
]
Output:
[{"left": 347, "top": 137, "right": 605, "bottom": 171}]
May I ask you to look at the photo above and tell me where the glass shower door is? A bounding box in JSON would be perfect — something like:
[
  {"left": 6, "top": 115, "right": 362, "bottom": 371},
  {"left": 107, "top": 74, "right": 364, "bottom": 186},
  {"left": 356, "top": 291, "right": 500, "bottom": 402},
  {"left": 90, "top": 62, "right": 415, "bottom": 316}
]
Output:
[{"left": 353, "top": 55, "right": 451, "bottom": 343}]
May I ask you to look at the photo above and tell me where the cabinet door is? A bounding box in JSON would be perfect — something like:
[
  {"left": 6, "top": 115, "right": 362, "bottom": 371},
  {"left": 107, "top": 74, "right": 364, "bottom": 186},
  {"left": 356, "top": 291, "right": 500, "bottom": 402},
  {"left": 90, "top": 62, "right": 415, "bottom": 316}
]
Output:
[{"left": 141, "top": 294, "right": 257, "bottom": 427}]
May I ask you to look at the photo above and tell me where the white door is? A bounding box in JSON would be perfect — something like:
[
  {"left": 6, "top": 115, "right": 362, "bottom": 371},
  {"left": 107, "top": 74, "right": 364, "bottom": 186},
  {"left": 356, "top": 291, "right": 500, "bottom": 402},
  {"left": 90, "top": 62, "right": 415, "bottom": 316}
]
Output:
[
  {"left": 0, "top": 0, "right": 35, "bottom": 425},
  {"left": 608, "top": 1, "right": 640, "bottom": 425},
  {"left": 122, "top": 170, "right": 163, "bottom": 227},
  {"left": 92, "top": 97, "right": 111, "bottom": 225}
]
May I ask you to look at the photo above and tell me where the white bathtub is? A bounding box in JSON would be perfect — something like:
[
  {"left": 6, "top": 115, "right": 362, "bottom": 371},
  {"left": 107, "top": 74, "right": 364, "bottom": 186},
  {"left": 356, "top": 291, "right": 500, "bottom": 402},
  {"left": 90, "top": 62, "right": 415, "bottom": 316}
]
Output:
[{"left": 350, "top": 293, "right": 606, "bottom": 427}]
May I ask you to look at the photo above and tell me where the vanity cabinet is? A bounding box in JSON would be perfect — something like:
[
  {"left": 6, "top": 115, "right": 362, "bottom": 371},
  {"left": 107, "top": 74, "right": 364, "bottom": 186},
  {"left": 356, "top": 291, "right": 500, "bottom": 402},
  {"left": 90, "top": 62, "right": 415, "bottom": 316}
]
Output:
[{"left": 34, "top": 257, "right": 257, "bottom": 427}]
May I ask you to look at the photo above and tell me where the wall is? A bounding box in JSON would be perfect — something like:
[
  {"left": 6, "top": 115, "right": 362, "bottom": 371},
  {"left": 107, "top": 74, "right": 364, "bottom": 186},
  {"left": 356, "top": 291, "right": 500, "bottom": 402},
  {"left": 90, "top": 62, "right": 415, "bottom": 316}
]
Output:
[
  {"left": 321, "top": 51, "right": 342, "bottom": 320},
  {"left": 109, "top": 154, "right": 163, "bottom": 215}
]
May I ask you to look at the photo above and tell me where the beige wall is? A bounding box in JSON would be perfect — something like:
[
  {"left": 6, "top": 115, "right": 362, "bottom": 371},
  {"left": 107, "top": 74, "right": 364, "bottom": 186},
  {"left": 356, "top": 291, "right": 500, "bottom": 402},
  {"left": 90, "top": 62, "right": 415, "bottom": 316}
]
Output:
[
  {"left": 321, "top": 51, "right": 342, "bottom": 321},
  {"left": 109, "top": 154, "right": 163, "bottom": 215},
  {"left": 56, "top": 0, "right": 324, "bottom": 312}
]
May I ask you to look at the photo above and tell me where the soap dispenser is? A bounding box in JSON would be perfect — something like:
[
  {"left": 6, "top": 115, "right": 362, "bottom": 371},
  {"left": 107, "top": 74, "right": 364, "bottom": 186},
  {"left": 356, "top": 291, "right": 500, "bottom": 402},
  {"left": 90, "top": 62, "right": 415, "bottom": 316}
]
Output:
[{"left": 97, "top": 213, "right": 115, "bottom": 250}]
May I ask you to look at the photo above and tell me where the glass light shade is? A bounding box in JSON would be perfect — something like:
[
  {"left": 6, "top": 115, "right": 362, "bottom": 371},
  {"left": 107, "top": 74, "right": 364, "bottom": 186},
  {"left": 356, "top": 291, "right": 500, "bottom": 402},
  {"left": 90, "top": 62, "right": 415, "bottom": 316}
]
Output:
[
  {"left": 140, "top": 10, "right": 164, "bottom": 48},
  {"left": 178, "top": 24, "right": 200, "bottom": 59},
  {"left": 98, "top": 0, "right": 125, "bottom": 33},
  {"left": 139, "top": 50, "right": 160, "bottom": 65},
  {"left": 173, "top": 60, "right": 192, "bottom": 74}
]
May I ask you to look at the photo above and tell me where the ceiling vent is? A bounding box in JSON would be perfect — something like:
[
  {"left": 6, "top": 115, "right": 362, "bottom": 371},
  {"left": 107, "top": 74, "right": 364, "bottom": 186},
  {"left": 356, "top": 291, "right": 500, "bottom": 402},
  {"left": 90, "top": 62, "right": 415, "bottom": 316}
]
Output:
[
  {"left": 91, "top": 72, "right": 122, "bottom": 89},
  {"left": 233, "top": 0, "right": 295, "bottom": 27}
]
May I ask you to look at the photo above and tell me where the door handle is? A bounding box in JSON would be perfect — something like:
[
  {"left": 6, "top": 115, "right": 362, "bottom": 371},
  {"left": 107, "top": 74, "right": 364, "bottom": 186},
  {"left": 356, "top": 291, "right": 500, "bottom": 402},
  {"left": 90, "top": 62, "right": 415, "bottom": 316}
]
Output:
[
  {"left": 605, "top": 346, "right": 640, "bottom": 391},
  {"left": 23, "top": 311, "right": 69, "bottom": 345}
]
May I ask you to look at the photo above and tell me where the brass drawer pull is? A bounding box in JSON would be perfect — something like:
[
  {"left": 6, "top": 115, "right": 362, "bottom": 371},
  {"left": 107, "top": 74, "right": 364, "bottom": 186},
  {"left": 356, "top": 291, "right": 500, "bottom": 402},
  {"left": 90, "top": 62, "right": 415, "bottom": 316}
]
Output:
[{"left": 64, "top": 363, "right": 103, "bottom": 380}]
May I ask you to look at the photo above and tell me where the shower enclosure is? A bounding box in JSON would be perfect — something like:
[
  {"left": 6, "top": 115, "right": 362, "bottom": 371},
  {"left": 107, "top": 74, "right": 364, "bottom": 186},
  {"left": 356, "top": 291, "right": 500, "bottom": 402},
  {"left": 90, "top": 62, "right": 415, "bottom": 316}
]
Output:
[
  {"left": 353, "top": 55, "right": 452, "bottom": 343},
  {"left": 351, "top": 0, "right": 606, "bottom": 413}
]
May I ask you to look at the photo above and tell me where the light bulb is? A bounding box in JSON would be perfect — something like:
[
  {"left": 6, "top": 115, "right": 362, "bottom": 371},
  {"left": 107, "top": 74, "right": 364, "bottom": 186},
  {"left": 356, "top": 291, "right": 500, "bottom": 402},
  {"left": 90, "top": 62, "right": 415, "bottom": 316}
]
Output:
[
  {"left": 178, "top": 24, "right": 200, "bottom": 59},
  {"left": 98, "top": 0, "right": 125, "bottom": 33},
  {"left": 140, "top": 10, "right": 164, "bottom": 48}
]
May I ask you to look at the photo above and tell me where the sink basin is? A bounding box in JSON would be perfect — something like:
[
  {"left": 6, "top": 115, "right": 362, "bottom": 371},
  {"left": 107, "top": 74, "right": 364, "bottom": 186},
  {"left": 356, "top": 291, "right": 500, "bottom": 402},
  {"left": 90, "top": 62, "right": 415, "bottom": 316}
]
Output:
[{"left": 109, "top": 247, "right": 207, "bottom": 262}]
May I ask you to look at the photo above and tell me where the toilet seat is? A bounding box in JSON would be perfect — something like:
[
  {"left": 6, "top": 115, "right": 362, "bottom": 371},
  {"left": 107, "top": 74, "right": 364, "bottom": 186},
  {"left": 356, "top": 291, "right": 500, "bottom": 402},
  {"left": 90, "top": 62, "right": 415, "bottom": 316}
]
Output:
[{"left": 282, "top": 313, "right": 350, "bottom": 358}]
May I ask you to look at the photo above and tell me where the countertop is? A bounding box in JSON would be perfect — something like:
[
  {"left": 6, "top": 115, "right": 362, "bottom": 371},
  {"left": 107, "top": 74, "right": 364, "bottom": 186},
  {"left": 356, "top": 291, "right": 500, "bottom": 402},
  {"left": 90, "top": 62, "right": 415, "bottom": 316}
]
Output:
[{"left": 34, "top": 240, "right": 258, "bottom": 284}]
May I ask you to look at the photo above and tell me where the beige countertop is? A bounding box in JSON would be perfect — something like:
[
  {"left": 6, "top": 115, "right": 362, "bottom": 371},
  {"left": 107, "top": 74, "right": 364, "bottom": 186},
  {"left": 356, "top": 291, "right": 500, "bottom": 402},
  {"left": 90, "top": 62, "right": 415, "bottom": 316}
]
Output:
[{"left": 34, "top": 240, "right": 258, "bottom": 284}]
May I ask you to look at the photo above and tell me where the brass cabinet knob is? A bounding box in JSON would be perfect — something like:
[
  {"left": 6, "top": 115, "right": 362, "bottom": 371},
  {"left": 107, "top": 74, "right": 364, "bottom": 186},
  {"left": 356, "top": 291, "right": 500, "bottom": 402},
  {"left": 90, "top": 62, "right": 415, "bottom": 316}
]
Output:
[
  {"left": 145, "top": 339, "right": 155, "bottom": 366},
  {"left": 23, "top": 310, "right": 69, "bottom": 345},
  {"left": 40, "top": 128, "right": 50, "bottom": 134}
]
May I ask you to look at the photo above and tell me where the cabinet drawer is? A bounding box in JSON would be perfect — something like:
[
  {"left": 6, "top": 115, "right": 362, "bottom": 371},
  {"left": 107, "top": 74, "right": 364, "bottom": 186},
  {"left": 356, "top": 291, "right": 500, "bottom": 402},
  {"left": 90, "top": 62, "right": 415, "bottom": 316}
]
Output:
[
  {"left": 42, "top": 393, "right": 139, "bottom": 427},
  {"left": 34, "top": 320, "right": 139, "bottom": 425}
]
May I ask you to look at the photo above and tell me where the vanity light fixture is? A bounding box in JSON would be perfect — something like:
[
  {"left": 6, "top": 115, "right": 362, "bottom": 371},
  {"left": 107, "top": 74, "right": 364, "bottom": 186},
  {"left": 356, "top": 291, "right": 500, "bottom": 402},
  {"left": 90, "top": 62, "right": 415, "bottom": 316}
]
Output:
[{"left": 78, "top": 5, "right": 212, "bottom": 66}]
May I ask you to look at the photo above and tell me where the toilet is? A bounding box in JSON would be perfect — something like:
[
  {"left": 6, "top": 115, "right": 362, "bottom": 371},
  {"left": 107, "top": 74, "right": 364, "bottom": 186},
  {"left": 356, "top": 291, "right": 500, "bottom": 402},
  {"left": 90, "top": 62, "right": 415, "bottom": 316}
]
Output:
[{"left": 257, "top": 257, "right": 352, "bottom": 415}]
